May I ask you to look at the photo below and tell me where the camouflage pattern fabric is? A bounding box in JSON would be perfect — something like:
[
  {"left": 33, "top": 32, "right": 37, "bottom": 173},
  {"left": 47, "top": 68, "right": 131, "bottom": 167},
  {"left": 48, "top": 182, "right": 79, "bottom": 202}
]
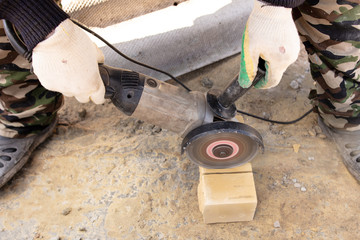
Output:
[
  {"left": 293, "top": 0, "right": 360, "bottom": 131},
  {"left": 0, "top": 21, "right": 63, "bottom": 138}
]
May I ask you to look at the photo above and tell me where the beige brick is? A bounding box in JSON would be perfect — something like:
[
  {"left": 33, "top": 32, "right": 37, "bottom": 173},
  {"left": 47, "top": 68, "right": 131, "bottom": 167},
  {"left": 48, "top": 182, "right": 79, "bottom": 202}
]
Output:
[
  {"left": 198, "top": 164, "right": 257, "bottom": 224},
  {"left": 199, "top": 163, "right": 252, "bottom": 175}
]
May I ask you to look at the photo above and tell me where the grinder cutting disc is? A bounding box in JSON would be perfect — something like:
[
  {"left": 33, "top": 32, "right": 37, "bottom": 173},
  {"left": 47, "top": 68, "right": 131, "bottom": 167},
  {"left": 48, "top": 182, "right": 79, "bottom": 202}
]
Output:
[{"left": 181, "top": 121, "right": 264, "bottom": 169}]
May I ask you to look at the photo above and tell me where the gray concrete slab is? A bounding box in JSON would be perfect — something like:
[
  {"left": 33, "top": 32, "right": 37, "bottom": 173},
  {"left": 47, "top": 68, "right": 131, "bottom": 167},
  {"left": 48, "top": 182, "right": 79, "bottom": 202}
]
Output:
[{"left": 65, "top": 0, "right": 252, "bottom": 80}]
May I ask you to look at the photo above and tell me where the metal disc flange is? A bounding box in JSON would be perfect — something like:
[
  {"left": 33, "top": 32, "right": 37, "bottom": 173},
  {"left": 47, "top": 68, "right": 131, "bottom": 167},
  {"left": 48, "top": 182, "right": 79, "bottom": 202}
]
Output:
[{"left": 181, "top": 121, "right": 264, "bottom": 169}]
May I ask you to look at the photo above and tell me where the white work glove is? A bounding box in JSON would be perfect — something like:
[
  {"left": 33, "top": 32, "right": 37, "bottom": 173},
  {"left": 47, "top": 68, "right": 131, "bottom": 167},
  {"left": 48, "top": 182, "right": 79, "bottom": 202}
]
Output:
[
  {"left": 239, "top": 0, "right": 300, "bottom": 89},
  {"left": 32, "top": 19, "right": 105, "bottom": 104}
]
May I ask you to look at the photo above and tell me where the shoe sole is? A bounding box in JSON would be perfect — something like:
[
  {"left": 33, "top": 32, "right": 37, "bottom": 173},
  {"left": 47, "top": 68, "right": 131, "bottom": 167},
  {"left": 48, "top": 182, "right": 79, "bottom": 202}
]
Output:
[
  {"left": 0, "top": 117, "right": 58, "bottom": 189},
  {"left": 318, "top": 116, "right": 360, "bottom": 182}
]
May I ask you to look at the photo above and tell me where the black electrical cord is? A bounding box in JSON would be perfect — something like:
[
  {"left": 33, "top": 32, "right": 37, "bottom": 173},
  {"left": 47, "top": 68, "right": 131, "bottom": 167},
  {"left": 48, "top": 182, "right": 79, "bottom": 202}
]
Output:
[
  {"left": 237, "top": 108, "right": 313, "bottom": 125},
  {"left": 71, "top": 19, "right": 313, "bottom": 125}
]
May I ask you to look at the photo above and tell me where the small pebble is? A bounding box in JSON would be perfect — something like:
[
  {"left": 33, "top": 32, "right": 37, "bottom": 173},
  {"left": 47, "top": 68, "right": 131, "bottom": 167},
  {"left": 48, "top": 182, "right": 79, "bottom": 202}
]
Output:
[
  {"left": 79, "top": 227, "right": 87, "bottom": 232},
  {"left": 318, "top": 134, "right": 327, "bottom": 139},
  {"left": 294, "top": 183, "right": 301, "bottom": 188},
  {"left": 308, "top": 156, "right": 315, "bottom": 161},
  {"left": 152, "top": 126, "right": 162, "bottom": 134},
  {"left": 295, "top": 75, "right": 305, "bottom": 83},
  {"left": 62, "top": 207, "right": 72, "bottom": 216},
  {"left": 301, "top": 187, "right": 307, "bottom": 192},
  {"left": 314, "top": 126, "right": 322, "bottom": 134},
  {"left": 200, "top": 77, "right": 213, "bottom": 88},
  {"left": 292, "top": 179, "right": 297, "bottom": 183},
  {"left": 78, "top": 109, "right": 87, "bottom": 119},
  {"left": 262, "top": 112, "right": 271, "bottom": 120},
  {"left": 274, "top": 221, "right": 281, "bottom": 228},
  {"left": 290, "top": 80, "right": 300, "bottom": 89},
  {"left": 308, "top": 130, "right": 316, "bottom": 137}
]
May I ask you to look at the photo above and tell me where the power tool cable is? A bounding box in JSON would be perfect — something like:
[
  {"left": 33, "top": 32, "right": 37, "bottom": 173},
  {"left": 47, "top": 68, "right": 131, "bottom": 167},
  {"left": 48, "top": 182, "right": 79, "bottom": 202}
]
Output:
[
  {"left": 71, "top": 19, "right": 313, "bottom": 125},
  {"left": 237, "top": 108, "right": 313, "bottom": 125}
]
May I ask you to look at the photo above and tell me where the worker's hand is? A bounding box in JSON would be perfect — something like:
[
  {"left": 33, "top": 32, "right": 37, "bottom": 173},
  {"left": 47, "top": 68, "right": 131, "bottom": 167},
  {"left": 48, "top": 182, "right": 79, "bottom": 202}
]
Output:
[
  {"left": 32, "top": 19, "right": 105, "bottom": 104},
  {"left": 239, "top": 0, "right": 300, "bottom": 89}
]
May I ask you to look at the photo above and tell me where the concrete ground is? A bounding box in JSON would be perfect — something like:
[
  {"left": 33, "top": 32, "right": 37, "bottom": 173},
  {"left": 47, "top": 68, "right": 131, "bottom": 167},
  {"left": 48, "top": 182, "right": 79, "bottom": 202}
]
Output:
[{"left": 0, "top": 48, "right": 359, "bottom": 239}]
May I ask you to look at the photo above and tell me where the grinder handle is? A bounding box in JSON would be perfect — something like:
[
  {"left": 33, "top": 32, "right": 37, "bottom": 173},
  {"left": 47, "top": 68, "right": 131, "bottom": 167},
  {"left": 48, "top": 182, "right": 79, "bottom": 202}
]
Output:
[
  {"left": 218, "top": 58, "right": 266, "bottom": 108},
  {"left": 98, "top": 64, "right": 145, "bottom": 116}
]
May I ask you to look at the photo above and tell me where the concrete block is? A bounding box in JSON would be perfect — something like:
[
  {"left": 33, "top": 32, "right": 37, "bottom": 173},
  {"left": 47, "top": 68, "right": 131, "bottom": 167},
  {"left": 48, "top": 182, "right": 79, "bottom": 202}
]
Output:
[
  {"left": 199, "top": 163, "right": 252, "bottom": 175},
  {"left": 198, "top": 163, "right": 257, "bottom": 224}
]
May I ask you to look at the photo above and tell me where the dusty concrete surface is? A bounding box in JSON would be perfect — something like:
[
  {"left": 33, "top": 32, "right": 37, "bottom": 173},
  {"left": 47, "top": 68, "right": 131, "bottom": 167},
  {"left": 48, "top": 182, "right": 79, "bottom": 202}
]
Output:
[{"left": 1, "top": 48, "right": 360, "bottom": 240}]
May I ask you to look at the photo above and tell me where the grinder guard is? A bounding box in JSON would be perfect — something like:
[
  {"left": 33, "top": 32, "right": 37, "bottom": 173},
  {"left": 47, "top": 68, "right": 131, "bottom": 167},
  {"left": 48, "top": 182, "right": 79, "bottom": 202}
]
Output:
[{"left": 181, "top": 121, "right": 264, "bottom": 169}]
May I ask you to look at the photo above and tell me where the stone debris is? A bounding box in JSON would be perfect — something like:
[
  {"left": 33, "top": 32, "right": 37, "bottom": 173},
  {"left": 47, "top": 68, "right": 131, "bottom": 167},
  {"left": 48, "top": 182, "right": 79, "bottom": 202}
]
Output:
[
  {"left": 317, "top": 134, "right": 327, "bottom": 139},
  {"left": 301, "top": 187, "right": 307, "bottom": 192},
  {"left": 290, "top": 80, "right": 300, "bottom": 89},
  {"left": 235, "top": 115, "right": 245, "bottom": 123},
  {"left": 61, "top": 207, "right": 72, "bottom": 216},
  {"left": 308, "top": 129, "right": 316, "bottom": 137},
  {"left": 274, "top": 221, "right": 281, "bottom": 228},
  {"left": 290, "top": 75, "right": 305, "bottom": 89},
  {"left": 200, "top": 77, "right": 213, "bottom": 88},
  {"left": 314, "top": 126, "right": 322, "bottom": 134},
  {"left": 296, "top": 74, "right": 305, "bottom": 83},
  {"left": 262, "top": 112, "right": 271, "bottom": 120},
  {"left": 152, "top": 126, "right": 162, "bottom": 134},
  {"left": 294, "top": 183, "right": 301, "bottom": 188},
  {"left": 293, "top": 144, "right": 301, "bottom": 153}
]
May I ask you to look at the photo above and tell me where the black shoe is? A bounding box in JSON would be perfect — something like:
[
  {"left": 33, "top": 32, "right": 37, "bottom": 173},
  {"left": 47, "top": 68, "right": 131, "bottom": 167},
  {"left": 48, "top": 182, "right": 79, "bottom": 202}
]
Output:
[
  {"left": 318, "top": 117, "right": 360, "bottom": 182},
  {"left": 0, "top": 118, "right": 58, "bottom": 188}
]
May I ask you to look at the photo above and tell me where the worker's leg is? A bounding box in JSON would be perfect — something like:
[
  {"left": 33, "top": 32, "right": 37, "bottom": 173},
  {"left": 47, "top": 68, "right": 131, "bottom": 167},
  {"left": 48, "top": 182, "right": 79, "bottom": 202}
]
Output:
[
  {"left": 294, "top": 1, "right": 360, "bottom": 130},
  {"left": 293, "top": 1, "right": 360, "bottom": 181},
  {"left": 0, "top": 20, "right": 63, "bottom": 187}
]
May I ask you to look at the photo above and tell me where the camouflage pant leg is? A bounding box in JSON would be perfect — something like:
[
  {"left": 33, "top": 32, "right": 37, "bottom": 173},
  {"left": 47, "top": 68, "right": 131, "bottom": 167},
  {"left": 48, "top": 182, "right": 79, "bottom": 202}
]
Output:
[
  {"left": 0, "top": 21, "right": 63, "bottom": 138},
  {"left": 293, "top": 0, "right": 360, "bottom": 131}
]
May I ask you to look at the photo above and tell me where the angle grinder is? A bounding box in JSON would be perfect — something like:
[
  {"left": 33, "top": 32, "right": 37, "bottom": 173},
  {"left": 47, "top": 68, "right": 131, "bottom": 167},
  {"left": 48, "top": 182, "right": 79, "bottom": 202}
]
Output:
[{"left": 3, "top": 20, "right": 264, "bottom": 169}]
